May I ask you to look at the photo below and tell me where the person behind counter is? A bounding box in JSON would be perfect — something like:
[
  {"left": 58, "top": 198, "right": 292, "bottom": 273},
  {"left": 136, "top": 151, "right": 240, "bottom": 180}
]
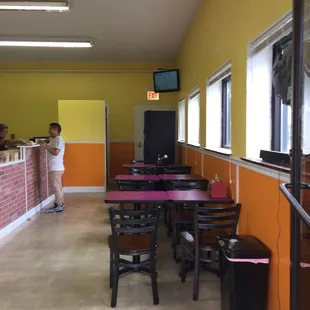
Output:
[
  {"left": 41, "top": 123, "right": 65, "bottom": 214},
  {"left": 0, "top": 124, "right": 9, "bottom": 151}
]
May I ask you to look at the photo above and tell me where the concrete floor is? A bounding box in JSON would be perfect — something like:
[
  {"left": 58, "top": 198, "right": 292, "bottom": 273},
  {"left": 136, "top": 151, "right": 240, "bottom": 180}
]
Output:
[{"left": 0, "top": 193, "right": 221, "bottom": 310}]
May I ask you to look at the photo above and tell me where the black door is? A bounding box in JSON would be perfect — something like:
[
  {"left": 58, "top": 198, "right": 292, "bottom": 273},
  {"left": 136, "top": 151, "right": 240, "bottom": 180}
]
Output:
[{"left": 144, "top": 111, "right": 176, "bottom": 164}]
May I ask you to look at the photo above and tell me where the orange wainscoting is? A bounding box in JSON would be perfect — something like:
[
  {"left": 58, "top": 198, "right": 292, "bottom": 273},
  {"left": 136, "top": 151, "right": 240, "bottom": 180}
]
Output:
[
  {"left": 180, "top": 144, "right": 290, "bottom": 310},
  {"left": 109, "top": 141, "right": 135, "bottom": 178},
  {"left": 238, "top": 166, "right": 290, "bottom": 310},
  {"left": 63, "top": 143, "right": 105, "bottom": 187},
  {"left": 186, "top": 147, "right": 202, "bottom": 175}
]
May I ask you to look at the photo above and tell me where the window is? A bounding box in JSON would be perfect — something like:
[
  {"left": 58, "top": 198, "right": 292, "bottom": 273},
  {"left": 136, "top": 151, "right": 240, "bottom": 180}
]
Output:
[
  {"left": 246, "top": 11, "right": 310, "bottom": 158},
  {"left": 187, "top": 89, "right": 200, "bottom": 146},
  {"left": 178, "top": 99, "right": 186, "bottom": 142},
  {"left": 271, "top": 33, "right": 292, "bottom": 153},
  {"left": 222, "top": 76, "right": 232, "bottom": 148},
  {"left": 206, "top": 61, "right": 232, "bottom": 152},
  {"left": 246, "top": 11, "right": 292, "bottom": 159}
]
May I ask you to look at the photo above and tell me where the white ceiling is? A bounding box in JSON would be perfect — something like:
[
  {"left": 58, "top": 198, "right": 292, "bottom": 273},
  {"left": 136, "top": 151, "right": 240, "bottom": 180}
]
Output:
[{"left": 0, "top": 0, "right": 202, "bottom": 62}]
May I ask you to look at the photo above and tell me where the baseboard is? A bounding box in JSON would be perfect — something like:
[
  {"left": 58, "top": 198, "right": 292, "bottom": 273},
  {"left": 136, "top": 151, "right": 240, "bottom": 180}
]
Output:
[
  {"left": 0, "top": 195, "right": 55, "bottom": 240},
  {"left": 63, "top": 186, "right": 106, "bottom": 193}
]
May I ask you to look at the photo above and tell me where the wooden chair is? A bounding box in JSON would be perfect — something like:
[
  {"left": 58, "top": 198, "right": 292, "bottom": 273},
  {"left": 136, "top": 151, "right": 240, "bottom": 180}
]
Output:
[
  {"left": 108, "top": 206, "right": 161, "bottom": 308},
  {"left": 179, "top": 203, "right": 241, "bottom": 301}
]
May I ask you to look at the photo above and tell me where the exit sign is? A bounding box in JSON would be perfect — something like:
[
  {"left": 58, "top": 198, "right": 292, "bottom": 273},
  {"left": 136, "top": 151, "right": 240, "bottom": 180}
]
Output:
[{"left": 147, "top": 91, "right": 159, "bottom": 100}]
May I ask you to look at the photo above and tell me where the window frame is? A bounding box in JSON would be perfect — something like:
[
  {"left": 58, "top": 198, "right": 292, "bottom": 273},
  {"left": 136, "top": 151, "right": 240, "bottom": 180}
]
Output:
[
  {"left": 221, "top": 75, "right": 232, "bottom": 149},
  {"left": 187, "top": 89, "right": 200, "bottom": 146},
  {"left": 271, "top": 32, "right": 292, "bottom": 153},
  {"left": 177, "top": 99, "right": 186, "bottom": 142}
]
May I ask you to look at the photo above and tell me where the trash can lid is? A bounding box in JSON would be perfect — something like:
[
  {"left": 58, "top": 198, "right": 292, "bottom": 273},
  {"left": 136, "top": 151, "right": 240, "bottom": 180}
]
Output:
[{"left": 217, "top": 235, "right": 271, "bottom": 259}]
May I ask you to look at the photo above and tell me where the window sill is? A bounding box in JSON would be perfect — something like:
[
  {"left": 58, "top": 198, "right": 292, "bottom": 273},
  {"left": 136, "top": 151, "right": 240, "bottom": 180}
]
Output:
[
  {"left": 204, "top": 147, "right": 232, "bottom": 156},
  {"left": 187, "top": 143, "right": 200, "bottom": 148},
  {"left": 241, "top": 157, "right": 290, "bottom": 173},
  {"left": 177, "top": 140, "right": 185, "bottom": 144}
]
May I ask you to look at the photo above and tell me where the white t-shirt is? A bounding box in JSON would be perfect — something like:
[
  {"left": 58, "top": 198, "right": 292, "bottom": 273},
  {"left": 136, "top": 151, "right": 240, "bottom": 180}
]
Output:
[{"left": 47, "top": 136, "right": 65, "bottom": 172}]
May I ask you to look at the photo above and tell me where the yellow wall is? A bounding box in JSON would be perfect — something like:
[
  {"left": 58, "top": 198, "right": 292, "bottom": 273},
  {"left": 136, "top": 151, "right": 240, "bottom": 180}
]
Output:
[
  {"left": 177, "top": 0, "right": 291, "bottom": 157},
  {"left": 0, "top": 62, "right": 175, "bottom": 140},
  {"left": 58, "top": 100, "right": 105, "bottom": 142}
]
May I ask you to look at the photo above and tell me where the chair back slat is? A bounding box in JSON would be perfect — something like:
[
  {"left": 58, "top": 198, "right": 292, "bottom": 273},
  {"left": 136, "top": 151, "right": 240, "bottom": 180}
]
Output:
[
  {"left": 163, "top": 166, "right": 192, "bottom": 174},
  {"left": 170, "top": 180, "right": 207, "bottom": 191},
  {"left": 129, "top": 167, "right": 156, "bottom": 175},
  {"left": 117, "top": 180, "right": 155, "bottom": 191},
  {"left": 197, "top": 214, "right": 237, "bottom": 222},
  {"left": 114, "top": 217, "right": 157, "bottom": 226},
  {"left": 198, "top": 223, "right": 238, "bottom": 231},
  {"left": 115, "top": 226, "right": 155, "bottom": 234},
  {"left": 131, "top": 160, "right": 148, "bottom": 164}
]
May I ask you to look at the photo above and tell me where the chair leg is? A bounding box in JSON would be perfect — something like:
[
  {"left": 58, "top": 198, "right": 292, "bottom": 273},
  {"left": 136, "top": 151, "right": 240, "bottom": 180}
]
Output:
[
  {"left": 172, "top": 221, "right": 178, "bottom": 262},
  {"left": 180, "top": 239, "right": 186, "bottom": 283},
  {"left": 109, "top": 250, "right": 113, "bottom": 289},
  {"left": 193, "top": 254, "right": 200, "bottom": 301},
  {"left": 167, "top": 206, "right": 172, "bottom": 236},
  {"left": 111, "top": 258, "right": 119, "bottom": 308},
  {"left": 164, "top": 204, "right": 168, "bottom": 226},
  {"left": 151, "top": 258, "right": 159, "bottom": 305}
]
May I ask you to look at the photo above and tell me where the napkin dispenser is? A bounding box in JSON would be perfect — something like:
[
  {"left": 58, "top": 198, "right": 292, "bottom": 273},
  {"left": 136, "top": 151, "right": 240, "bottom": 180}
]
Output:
[{"left": 209, "top": 174, "right": 227, "bottom": 198}]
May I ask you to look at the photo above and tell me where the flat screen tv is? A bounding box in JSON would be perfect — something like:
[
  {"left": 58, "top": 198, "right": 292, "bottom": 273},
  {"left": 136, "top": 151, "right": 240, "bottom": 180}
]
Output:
[{"left": 153, "top": 69, "right": 180, "bottom": 93}]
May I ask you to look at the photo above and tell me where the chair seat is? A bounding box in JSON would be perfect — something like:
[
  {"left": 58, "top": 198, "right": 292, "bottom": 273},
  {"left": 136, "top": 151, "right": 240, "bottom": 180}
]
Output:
[
  {"left": 108, "top": 234, "right": 158, "bottom": 253},
  {"left": 171, "top": 210, "right": 193, "bottom": 221}
]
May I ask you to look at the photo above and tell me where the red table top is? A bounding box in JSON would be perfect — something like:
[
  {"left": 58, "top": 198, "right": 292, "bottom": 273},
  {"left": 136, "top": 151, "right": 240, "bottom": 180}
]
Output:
[
  {"left": 115, "top": 175, "right": 160, "bottom": 181},
  {"left": 159, "top": 174, "right": 205, "bottom": 181},
  {"left": 105, "top": 191, "right": 169, "bottom": 203},
  {"left": 167, "top": 190, "right": 233, "bottom": 204}
]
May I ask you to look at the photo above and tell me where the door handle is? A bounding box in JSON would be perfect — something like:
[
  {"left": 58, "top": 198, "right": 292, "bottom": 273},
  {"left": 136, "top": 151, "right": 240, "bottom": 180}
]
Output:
[{"left": 138, "top": 142, "right": 142, "bottom": 148}]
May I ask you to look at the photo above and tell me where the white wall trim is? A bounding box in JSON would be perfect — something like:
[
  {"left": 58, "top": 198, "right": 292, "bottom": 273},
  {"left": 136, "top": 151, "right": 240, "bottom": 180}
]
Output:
[
  {"left": 0, "top": 195, "right": 55, "bottom": 241},
  {"left": 63, "top": 186, "right": 106, "bottom": 193}
]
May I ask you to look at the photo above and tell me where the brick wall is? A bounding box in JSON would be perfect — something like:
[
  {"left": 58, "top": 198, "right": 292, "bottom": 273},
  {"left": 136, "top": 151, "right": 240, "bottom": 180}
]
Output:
[
  {"left": 26, "top": 147, "right": 48, "bottom": 210},
  {"left": 0, "top": 146, "right": 50, "bottom": 231},
  {"left": 0, "top": 162, "right": 26, "bottom": 229}
]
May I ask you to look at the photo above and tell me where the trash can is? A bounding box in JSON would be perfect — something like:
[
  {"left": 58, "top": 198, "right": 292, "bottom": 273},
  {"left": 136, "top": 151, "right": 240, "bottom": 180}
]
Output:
[{"left": 217, "top": 235, "right": 271, "bottom": 310}]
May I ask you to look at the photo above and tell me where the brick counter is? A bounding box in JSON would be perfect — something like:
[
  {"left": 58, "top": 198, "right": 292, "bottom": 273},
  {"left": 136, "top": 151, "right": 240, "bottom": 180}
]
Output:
[
  {"left": 0, "top": 162, "right": 26, "bottom": 229},
  {"left": 0, "top": 146, "right": 53, "bottom": 238}
]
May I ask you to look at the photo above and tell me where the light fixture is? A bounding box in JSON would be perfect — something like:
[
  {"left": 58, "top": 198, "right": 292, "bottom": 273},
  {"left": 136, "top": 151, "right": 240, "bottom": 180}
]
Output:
[
  {"left": 0, "top": 1, "right": 69, "bottom": 11},
  {"left": 0, "top": 40, "right": 93, "bottom": 48}
]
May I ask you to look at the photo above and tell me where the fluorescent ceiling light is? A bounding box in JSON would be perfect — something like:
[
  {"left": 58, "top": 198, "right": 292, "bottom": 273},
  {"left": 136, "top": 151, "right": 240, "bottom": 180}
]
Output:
[
  {"left": 0, "top": 40, "right": 92, "bottom": 48},
  {"left": 0, "top": 1, "right": 69, "bottom": 11}
]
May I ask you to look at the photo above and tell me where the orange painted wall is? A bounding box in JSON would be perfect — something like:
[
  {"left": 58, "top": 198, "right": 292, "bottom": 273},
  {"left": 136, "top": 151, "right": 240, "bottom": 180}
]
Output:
[
  {"left": 109, "top": 142, "right": 135, "bottom": 178},
  {"left": 238, "top": 167, "right": 290, "bottom": 310},
  {"left": 63, "top": 143, "right": 105, "bottom": 187},
  {"left": 185, "top": 147, "right": 202, "bottom": 175},
  {"left": 181, "top": 144, "right": 187, "bottom": 165}
]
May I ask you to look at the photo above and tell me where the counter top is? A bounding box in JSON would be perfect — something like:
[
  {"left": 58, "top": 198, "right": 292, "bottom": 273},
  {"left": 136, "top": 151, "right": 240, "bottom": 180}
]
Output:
[
  {"left": 0, "top": 159, "right": 25, "bottom": 167},
  {"left": 18, "top": 144, "right": 40, "bottom": 148}
]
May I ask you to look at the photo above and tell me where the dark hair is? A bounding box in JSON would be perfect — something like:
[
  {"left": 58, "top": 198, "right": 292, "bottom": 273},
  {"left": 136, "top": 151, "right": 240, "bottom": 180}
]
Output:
[
  {"left": 50, "top": 123, "right": 61, "bottom": 133},
  {"left": 0, "top": 124, "right": 8, "bottom": 132}
]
